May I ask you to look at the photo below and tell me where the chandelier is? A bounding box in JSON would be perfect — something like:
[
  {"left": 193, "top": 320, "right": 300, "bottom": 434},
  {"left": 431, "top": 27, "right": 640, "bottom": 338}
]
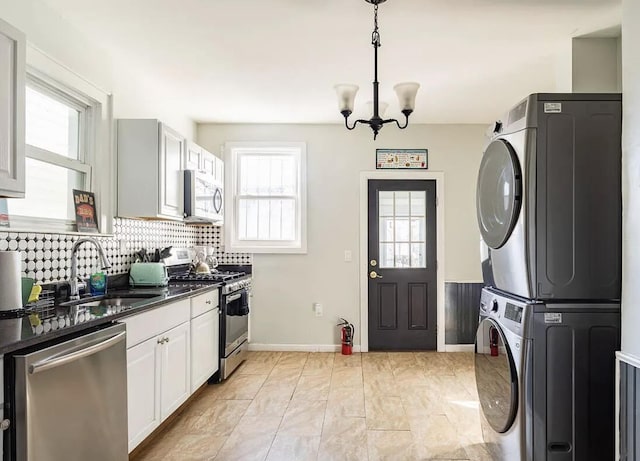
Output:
[{"left": 334, "top": 0, "right": 420, "bottom": 140}]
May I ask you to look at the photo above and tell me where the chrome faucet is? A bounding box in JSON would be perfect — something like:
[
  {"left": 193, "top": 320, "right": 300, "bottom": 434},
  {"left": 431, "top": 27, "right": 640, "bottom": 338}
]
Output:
[{"left": 69, "top": 237, "right": 112, "bottom": 300}]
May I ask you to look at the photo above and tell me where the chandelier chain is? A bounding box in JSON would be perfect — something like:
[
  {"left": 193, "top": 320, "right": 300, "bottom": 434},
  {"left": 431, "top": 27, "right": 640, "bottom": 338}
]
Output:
[{"left": 372, "top": 3, "right": 380, "bottom": 48}]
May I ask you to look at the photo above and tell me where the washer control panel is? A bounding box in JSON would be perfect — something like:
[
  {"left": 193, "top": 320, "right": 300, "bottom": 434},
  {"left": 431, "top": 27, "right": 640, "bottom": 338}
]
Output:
[{"left": 505, "top": 303, "right": 523, "bottom": 323}]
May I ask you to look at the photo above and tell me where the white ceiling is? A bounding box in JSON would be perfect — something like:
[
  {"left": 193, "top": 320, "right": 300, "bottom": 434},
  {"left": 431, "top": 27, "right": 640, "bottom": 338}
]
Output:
[{"left": 41, "top": 0, "right": 621, "bottom": 125}]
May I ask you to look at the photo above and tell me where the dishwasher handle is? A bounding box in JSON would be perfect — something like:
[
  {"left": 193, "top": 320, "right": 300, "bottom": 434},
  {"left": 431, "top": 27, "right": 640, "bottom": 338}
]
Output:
[{"left": 29, "top": 331, "right": 126, "bottom": 375}]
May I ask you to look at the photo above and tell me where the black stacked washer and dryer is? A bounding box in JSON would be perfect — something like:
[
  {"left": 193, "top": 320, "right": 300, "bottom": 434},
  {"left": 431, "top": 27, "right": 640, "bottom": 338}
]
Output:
[{"left": 475, "top": 93, "right": 622, "bottom": 461}]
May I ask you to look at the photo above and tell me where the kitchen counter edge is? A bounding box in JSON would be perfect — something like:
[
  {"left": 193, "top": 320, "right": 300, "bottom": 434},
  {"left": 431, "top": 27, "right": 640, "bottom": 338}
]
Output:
[{"left": 0, "top": 283, "right": 222, "bottom": 355}]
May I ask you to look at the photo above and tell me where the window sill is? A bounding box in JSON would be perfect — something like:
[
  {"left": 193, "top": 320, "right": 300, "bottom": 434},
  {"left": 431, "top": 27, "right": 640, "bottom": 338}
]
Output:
[{"left": 228, "top": 245, "right": 306, "bottom": 254}]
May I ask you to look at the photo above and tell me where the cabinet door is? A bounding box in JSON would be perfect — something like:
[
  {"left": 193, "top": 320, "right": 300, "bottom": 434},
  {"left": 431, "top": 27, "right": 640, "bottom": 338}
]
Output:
[
  {"left": 186, "top": 142, "right": 202, "bottom": 170},
  {"left": 126, "top": 337, "right": 161, "bottom": 452},
  {"left": 202, "top": 151, "right": 216, "bottom": 177},
  {"left": 0, "top": 19, "right": 25, "bottom": 198},
  {"left": 159, "top": 124, "right": 184, "bottom": 218},
  {"left": 160, "top": 321, "right": 191, "bottom": 420},
  {"left": 215, "top": 156, "right": 224, "bottom": 184},
  {"left": 191, "top": 308, "right": 220, "bottom": 393}
]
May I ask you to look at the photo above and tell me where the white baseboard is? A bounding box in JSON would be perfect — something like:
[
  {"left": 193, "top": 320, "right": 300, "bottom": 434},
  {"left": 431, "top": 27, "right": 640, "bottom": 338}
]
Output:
[
  {"left": 443, "top": 344, "right": 475, "bottom": 352},
  {"left": 248, "top": 343, "right": 362, "bottom": 353},
  {"left": 248, "top": 343, "right": 471, "bottom": 353}
]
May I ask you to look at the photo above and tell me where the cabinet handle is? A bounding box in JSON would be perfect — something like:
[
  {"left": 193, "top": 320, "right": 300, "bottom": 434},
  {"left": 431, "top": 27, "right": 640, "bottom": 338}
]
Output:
[
  {"left": 157, "top": 338, "right": 164, "bottom": 344},
  {"left": 164, "top": 337, "right": 170, "bottom": 343},
  {"left": 206, "top": 300, "right": 212, "bottom": 305}
]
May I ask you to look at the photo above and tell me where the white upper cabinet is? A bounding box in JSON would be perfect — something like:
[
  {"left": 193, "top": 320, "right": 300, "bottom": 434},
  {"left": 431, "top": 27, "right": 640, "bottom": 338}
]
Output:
[
  {"left": 201, "top": 150, "right": 215, "bottom": 176},
  {"left": 189, "top": 142, "right": 223, "bottom": 184},
  {"left": 117, "top": 119, "right": 185, "bottom": 220},
  {"left": 0, "top": 19, "right": 25, "bottom": 198},
  {"left": 159, "top": 125, "right": 185, "bottom": 218},
  {"left": 185, "top": 141, "right": 202, "bottom": 170},
  {"left": 202, "top": 151, "right": 224, "bottom": 184},
  {"left": 215, "top": 155, "right": 224, "bottom": 184}
]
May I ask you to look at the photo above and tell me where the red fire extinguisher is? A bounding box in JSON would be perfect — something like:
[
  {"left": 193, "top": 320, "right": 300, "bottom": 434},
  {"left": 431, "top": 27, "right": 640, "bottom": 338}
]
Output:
[
  {"left": 489, "top": 326, "right": 499, "bottom": 357},
  {"left": 337, "top": 318, "right": 354, "bottom": 355}
]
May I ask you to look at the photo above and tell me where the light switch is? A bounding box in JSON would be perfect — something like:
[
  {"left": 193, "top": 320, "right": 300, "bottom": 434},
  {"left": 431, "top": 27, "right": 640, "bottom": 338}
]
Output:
[
  {"left": 313, "top": 303, "right": 323, "bottom": 317},
  {"left": 344, "top": 250, "right": 353, "bottom": 262}
]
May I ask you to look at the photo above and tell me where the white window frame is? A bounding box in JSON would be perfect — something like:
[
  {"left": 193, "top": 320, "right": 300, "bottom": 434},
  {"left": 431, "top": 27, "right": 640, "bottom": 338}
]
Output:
[
  {"left": 7, "top": 67, "right": 100, "bottom": 232},
  {"left": 225, "top": 141, "right": 307, "bottom": 254},
  {"left": 7, "top": 48, "right": 115, "bottom": 235}
]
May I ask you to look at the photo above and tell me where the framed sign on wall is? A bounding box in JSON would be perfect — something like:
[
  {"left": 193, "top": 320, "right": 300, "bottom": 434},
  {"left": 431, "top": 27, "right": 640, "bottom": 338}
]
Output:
[{"left": 376, "top": 149, "right": 428, "bottom": 169}]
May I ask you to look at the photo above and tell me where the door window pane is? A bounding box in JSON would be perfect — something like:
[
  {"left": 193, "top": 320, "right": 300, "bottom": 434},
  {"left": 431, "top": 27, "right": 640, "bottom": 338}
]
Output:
[
  {"left": 379, "top": 191, "right": 394, "bottom": 216},
  {"left": 395, "top": 243, "right": 410, "bottom": 268},
  {"left": 411, "top": 243, "right": 426, "bottom": 267},
  {"left": 378, "top": 190, "right": 428, "bottom": 268},
  {"left": 395, "top": 192, "right": 410, "bottom": 216},
  {"left": 380, "top": 243, "right": 394, "bottom": 268},
  {"left": 395, "top": 219, "right": 410, "bottom": 242},
  {"left": 26, "top": 86, "right": 80, "bottom": 159},
  {"left": 410, "top": 191, "right": 425, "bottom": 216},
  {"left": 411, "top": 218, "right": 426, "bottom": 241},
  {"left": 379, "top": 218, "right": 394, "bottom": 242},
  {"left": 8, "top": 158, "right": 84, "bottom": 220}
]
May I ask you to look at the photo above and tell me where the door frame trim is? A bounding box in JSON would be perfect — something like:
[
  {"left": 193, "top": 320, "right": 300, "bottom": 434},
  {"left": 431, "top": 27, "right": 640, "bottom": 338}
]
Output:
[{"left": 359, "top": 171, "right": 445, "bottom": 352}]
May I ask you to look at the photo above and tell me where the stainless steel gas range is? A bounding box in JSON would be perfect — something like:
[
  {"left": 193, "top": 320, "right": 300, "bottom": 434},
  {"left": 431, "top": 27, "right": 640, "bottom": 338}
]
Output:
[{"left": 165, "top": 249, "right": 250, "bottom": 381}]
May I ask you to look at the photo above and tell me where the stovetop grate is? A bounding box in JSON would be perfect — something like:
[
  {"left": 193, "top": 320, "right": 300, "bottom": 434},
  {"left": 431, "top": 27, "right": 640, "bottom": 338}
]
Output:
[{"left": 167, "top": 264, "right": 247, "bottom": 283}]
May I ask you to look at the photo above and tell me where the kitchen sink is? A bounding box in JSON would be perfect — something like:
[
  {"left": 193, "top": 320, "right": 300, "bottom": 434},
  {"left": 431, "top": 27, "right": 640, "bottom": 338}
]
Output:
[
  {"left": 74, "top": 296, "right": 155, "bottom": 308},
  {"left": 63, "top": 293, "right": 160, "bottom": 309}
]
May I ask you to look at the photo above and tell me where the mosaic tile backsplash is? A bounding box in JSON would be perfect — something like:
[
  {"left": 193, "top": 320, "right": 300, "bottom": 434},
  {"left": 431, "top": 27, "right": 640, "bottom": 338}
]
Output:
[{"left": 0, "top": 218, "right": 252, "bottom": 283}]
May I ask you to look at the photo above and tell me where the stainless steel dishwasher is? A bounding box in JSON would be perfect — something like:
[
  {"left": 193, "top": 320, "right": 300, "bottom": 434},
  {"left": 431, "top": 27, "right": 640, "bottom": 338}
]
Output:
[{"left": 12, "top": 323, "right": 128, "bottom": 461}]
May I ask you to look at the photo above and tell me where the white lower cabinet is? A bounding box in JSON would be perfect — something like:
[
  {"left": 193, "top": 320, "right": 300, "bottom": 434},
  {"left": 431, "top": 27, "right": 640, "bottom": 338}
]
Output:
[
  {"left": 160, "top": 322, "right": 191, "bottom": 420},
  {"left": 126, "top": 336, "right": 161, "bottom": 452},
  {"left": 191, "top": 308, "right": 219, "bottom": 393},
  {"left": 124, "top": 291, "right": 220, "bottom": 453}
]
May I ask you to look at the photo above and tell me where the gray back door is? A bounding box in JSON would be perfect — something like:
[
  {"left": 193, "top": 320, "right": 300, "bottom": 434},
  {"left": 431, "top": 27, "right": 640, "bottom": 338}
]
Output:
[{"left": 367, "top": 179, "right": 437, "bottom": 350}]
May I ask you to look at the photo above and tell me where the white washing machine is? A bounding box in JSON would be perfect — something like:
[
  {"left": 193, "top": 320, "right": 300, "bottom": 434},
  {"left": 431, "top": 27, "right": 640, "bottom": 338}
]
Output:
[
  {"left": 475, "top": 288, "right": 531, "bottom": 460},
  {"left": 476, "top": 93, "right": 622, "bottom": 301},
  {"left": 475, "top": 288, "right": 621, "bottom": 461}
]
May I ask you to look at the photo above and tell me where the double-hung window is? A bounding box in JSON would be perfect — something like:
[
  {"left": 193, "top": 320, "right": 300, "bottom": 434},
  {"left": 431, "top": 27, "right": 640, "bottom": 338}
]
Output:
[
  {"left": 225, "top": 142, "right": 307, "bottom": 253},
  {"left": 7, "top": 74, "right": 93, "bottom": 229}
]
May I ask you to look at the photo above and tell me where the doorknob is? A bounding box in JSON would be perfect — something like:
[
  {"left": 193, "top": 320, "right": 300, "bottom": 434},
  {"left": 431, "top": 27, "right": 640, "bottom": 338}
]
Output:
[{"left": 370, "top": 271, "right": 383, "bottom": 279}]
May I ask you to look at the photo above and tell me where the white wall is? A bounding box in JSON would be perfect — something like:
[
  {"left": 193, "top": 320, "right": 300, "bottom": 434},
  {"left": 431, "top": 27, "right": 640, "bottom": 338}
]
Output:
[
  {"left": 0, "top": 0, "right": 195, "bottom": 138},
  {"left": 198, "top": 123, "right": 485, "bottom": 347},
  {"left": 572, "top": 37, "right": 622, "bottom": 92},
  {"left": 621, "top": 0, "right": 640, "bottom": 359}
]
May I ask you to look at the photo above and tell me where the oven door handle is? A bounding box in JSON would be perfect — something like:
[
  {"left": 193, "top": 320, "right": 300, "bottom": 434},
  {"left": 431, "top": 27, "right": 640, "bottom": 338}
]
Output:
[
  {"left": 28, "top": 331, "right": 126, "bottom": 375},
  {"left": 226, "top": 293, "right": 242, "bottom": 303}
]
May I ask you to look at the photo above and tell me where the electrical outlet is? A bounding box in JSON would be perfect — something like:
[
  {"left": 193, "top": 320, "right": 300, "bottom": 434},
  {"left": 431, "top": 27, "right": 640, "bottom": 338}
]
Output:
[
  {"left": 313, "top": 303, "right": 323, "bottom": 317},
  {"left": 344, "top": 250, "right": 352, "bottom": 262}
]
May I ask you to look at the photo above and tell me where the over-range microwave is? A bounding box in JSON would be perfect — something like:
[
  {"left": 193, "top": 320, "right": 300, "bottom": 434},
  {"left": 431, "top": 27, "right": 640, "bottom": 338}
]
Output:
[{"left": 184, "top": 169, "right": 224, "bottom": 224}]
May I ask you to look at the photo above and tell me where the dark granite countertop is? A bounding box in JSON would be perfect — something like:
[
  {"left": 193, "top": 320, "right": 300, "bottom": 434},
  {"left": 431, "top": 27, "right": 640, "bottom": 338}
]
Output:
[{"left": 0, "top": 283, "right": 222, "bottom": 355}]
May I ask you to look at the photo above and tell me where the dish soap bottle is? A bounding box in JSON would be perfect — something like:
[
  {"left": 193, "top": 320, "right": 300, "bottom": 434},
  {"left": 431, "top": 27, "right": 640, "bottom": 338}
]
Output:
[{"left": 89, "top": 272, "right": 107, "bottom": 296}]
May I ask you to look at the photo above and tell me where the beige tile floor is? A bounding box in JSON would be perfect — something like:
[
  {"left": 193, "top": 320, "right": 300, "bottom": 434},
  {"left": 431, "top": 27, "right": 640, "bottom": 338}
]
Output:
[{"left": 132, "top": 351, "right": 494, "bottom": 461}]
